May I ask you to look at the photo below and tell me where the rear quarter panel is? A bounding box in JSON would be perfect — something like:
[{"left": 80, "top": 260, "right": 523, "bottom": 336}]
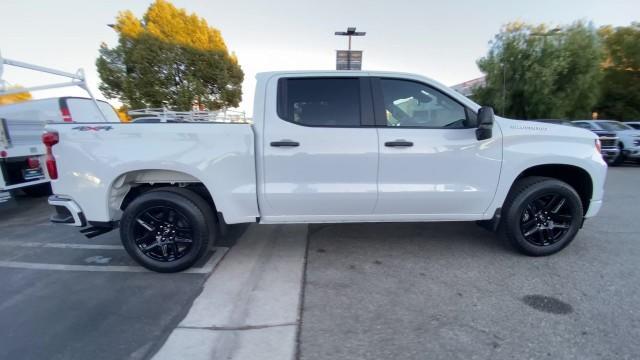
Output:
[{"left": 47, "top": 123, "right": 258, "bottom": 224}]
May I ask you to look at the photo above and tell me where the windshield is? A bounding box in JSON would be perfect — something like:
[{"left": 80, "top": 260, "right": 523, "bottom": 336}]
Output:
[{"left": 598, "top": 121, "right": 633, "bottom": 131}]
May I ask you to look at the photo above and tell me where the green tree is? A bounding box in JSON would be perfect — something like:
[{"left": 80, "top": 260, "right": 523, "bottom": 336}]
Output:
[
  {"left": 596, "top": 23, "right": 640, "bottom": 121},
  {"left": 474, "top": 21, "right": 603, "bottom": 120},
  {"left": 96, "top": 0, "right": 243, "bottom": 110}
]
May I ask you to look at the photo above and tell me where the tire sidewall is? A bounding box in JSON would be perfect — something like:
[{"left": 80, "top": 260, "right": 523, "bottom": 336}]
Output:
[
  {"left": 505, "top": 181, "right": 583, "bottom": 256},
  {"left": 120, "top": 192, "right": 208, "bottom": 272}
]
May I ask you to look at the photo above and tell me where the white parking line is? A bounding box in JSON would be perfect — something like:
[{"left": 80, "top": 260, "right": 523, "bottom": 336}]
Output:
[
  {"left": 0, "top": 241, "right": 124, "bottom": 250},
  {"left": 0, "top": 247, "right": 228, "bottom": 274}
]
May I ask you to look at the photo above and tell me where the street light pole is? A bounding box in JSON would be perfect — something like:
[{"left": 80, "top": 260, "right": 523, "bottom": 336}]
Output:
[
  {"left": 502, "top": 63, "right": 506, "bottom": 116},
  {"left": 335, "top": 27, "right": 366, "bottom": 70},
  {"left": 497, "top": 27, "right": 562, "bottom": 116}
]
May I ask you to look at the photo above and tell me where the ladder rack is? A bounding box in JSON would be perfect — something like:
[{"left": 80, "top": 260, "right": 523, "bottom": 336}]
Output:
[
  {"left": 128, "top": 108, "right": 248, "bottom": 123},
  {"left": 0, "top": 50, "right": 108, "bottom": 122}
]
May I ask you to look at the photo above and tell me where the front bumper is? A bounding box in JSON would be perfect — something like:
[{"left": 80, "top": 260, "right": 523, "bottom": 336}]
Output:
[
  {"left": 622, "top": 147, "right": 640, "bottom": 159},
  {"left": 585, "top": 199, "right": 603, "bottom": 218},
  {"left": 48, "top": 195, "right": 86, "bottom": 227},
  {"left": 600, "top": 147, "right": 620, "bottom": 161}
]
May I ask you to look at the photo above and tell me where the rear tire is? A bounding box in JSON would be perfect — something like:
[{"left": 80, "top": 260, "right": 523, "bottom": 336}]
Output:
[
  {"left": 120, "top": 187, "right": 215, "bottom": 273},
  {"left": 500, "top": 177, "right": 583, "bottom": 256}
]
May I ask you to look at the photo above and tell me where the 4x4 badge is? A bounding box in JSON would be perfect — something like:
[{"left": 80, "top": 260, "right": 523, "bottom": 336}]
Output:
[{"left": 72, "top": 126, "right": 114, "bottom": 131}]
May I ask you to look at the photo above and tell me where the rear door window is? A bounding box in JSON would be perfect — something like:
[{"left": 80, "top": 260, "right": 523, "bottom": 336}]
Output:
[{"left": 277, "top": 78, "right": 361, "bottom": 127}]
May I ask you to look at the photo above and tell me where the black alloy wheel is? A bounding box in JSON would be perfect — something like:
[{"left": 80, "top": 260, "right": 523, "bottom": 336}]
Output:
[
  {"left": 133, "top": 206, "right": 194, "bottom": 262},
  {"left": 120, "top": 187, "right": 214, "bottom": 272},
  {"left": 501, "top": 177, "right": 583, "bottom": 256},
  {"left": 519, "top": 193, "right": 574, "bottom": 247}
]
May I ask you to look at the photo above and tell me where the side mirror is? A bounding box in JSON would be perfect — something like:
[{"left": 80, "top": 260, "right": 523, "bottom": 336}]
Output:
[{"left": 476, "top": 106, "right": 494, "bottom": 140}]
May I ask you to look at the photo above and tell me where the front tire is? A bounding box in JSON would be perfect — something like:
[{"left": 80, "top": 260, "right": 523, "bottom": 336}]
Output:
[
  {"left": 120, "top": 187, "right": 215, "bottom": 272},
  {"left": 501, "top": 177, "right": 583, "bottom": 256}
]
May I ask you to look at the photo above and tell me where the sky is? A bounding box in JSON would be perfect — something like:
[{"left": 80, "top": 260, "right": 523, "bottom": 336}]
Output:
[{"left": 1, "top": 0, "right": 637, "bottom": 116}]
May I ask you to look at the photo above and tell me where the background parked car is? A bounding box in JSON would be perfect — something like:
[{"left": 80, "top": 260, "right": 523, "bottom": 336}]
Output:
[
  {"left": 572, "top": 120, "right": 640, "bottom": 164},
  {"left": 0, "top": 97, "right": 118, "bottom": 202},
  {"left": 0, "top": 96, "right": 120, "bottom": 123}
]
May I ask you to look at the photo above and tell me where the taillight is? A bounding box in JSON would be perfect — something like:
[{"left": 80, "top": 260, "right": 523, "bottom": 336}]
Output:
[
  {"left": 595, "top": 139, "right": 601, "bottom": 153},
  {"left": 42, "top": 131, "right": 59, "bottom": 180},
  {"left": 61, "top": 106, "right": 72, "bottom": 122}
]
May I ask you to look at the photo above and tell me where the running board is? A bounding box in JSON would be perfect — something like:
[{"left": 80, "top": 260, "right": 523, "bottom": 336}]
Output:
[{"left": 80, "top": 226, "right": 114, "bottom": 239}]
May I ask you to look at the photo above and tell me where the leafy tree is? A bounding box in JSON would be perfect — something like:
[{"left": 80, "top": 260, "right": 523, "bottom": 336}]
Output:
[
  {"left": 96, "top": 0, "right": 243, "bottom": 111},
  {"left": 0, "top": 86, "right": 32, "bottom": 105},
  {"left": 596, "top": 23, "right": 640, "bottom": 121},
  {"left": 474, "top": 21, "right": 603, "bottom": 120}
]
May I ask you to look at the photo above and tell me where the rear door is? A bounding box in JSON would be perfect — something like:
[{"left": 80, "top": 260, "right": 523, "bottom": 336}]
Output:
[
  {"left": 373, "top": 77, "right": 502, "bottom": 217},
  {"left": 261, "top": 76, "right": 379, "bottom": 219}
]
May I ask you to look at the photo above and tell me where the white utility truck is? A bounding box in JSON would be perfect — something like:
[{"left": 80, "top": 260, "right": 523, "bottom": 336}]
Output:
[
  {"left": 0, "top": 54, "right": 115, "bottom": 202},
  {"left": 45, "top": 71, "right": 607, "bottom": 272}
]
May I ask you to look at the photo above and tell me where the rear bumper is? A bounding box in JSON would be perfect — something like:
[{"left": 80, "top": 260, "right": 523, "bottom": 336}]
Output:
[{"left": 48, "top": 195, "right": 86, "bottom": 227}]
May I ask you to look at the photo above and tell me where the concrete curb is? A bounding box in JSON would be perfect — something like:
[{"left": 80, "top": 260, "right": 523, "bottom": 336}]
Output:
[{"left": 153, "top": 224, "right": 308, "bottom": 360}]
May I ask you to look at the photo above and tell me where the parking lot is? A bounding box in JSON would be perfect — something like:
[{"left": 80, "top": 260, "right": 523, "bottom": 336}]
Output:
[
  {"left": 0, "top": 166, "right": 639, "bottom": 359},
  {"left": 300, "top": 166, "right": 640, "bottom": 360},
  {"left": 0, "top": 197, "right": 227, "bottom": 360}
]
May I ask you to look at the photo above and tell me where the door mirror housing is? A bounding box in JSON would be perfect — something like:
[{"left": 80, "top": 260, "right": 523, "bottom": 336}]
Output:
[{"left": 476, "top": 106, "right": 494, "bottom": 140}]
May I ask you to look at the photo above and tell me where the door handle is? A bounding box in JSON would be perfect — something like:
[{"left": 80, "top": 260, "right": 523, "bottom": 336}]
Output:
[
  {"left": 385, "top": 140, "right": 413, "bottom": 147},
  {"left": 270, "top": 140, "right": 300, "bottom": 147}
]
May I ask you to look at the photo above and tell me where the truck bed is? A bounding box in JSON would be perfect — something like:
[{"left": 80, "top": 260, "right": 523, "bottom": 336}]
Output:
[{"left": 46, "top": 122, "right": 259, "bottom": 224}]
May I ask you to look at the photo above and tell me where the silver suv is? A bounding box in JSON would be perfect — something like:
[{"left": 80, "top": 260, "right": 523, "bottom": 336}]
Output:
[{"left": 573, "top": 120, "right": 640, "bottom": 164}]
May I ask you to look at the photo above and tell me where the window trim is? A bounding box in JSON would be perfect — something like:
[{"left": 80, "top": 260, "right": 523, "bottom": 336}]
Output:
[
  {"left": 276, "top": 77, "right": 374, "bottom": 128},
  {"left": 372, "top": 77, "right": 477, "bottom": 129}
]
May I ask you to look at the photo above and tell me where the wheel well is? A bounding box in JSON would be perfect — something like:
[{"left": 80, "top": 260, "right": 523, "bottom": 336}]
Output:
[
  {"left": 109, "top": 170, "right": 217, "bottom": 217},
  {"left": 120, "top": 183, "right": 216, "bottom": 212},
  {"left": 516, "top": 164, "right": 593, "bottom": 214}
]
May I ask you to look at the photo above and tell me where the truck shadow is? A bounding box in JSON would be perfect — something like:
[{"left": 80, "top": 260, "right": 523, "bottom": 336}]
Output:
[{"left": 307, "top": 221, "right": 507, "bottom": 257}]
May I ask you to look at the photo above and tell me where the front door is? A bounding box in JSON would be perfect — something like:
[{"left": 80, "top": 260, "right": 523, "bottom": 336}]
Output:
[
  {"left": 373, "top": 77, "right": 502, "bottom": 217},
  {"left": 261, "top": 76, "right": 379, "bottom": 219}
]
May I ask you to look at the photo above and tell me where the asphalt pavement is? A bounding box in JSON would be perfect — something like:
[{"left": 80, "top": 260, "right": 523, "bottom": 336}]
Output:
[
  {"left": 299, "top": 166, "right": 640, "bottom": 360},
  {"left": 0, "top": 196, "right": 223, "bottom": 360},
  {"left": 0, "top": 166, "right": 638, "bottom": 360}
]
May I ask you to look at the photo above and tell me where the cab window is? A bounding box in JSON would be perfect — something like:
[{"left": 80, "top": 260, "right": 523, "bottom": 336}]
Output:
[{"left": 379, "top": 79, "right": 471, "bottom": 128}]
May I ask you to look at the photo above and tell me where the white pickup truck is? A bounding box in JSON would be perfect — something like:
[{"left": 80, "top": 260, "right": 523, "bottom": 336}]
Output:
[{"left": 45, "top": 71, "right": 607, "bottom": 272}]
